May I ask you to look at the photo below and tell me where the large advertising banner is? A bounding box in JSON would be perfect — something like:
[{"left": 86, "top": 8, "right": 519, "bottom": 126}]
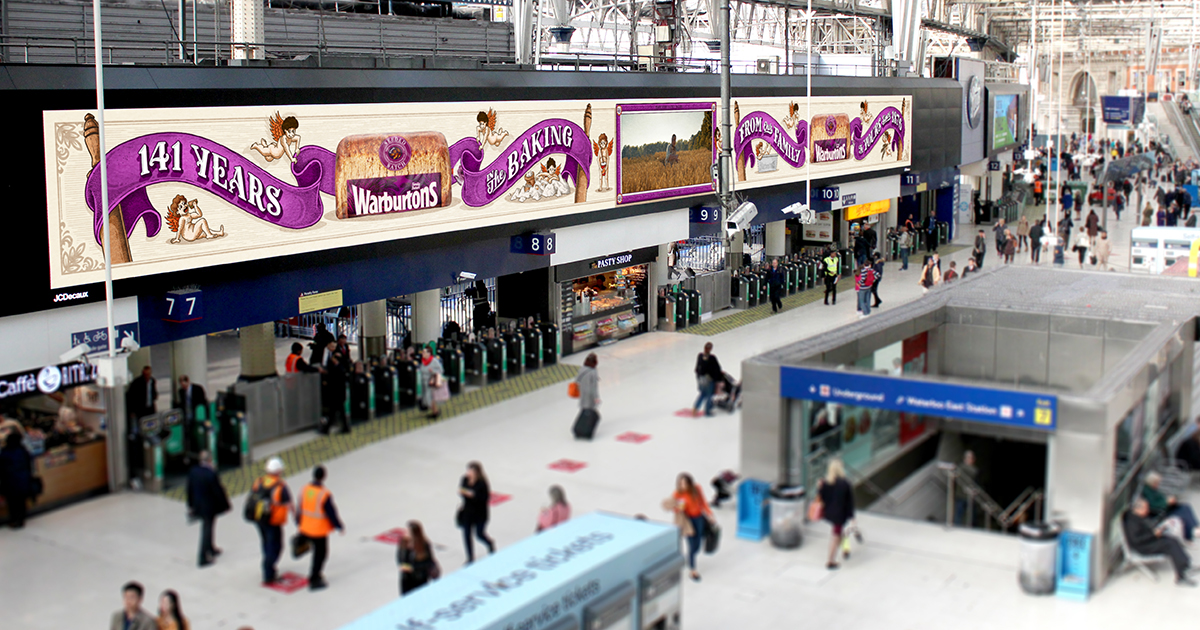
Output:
[
  {"left": 43, "top": 94, "right": 910, "bottom": 290},
  {"left": 991, "top": 93, "right": 1020, "bottom": 150}
]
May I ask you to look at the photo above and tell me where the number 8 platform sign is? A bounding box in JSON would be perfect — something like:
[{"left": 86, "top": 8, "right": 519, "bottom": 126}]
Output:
[{"left": 510, "top": 232, "right": 557, "bottom": 256}]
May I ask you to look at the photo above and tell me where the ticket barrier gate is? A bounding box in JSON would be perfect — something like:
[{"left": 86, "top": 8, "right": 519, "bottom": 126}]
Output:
[
  {"left": 396, "top": 359, "right": 419, "bottom": 408},
  {"left": 138, "top": 414, "right": 168, "bottom": 493},
  {"left": 639, "top": 555, "right": 685, "bottom": 630},
  {"left": 485, "top": 337, "right": 507, "bottom": 382},
  {"left": 372, "top": 365, "right": 397, "bottom": 415},
  {"left": 462, "top": 342, "right": 487, "bottom": 386},
  {"left": 520, "top": 326, "right": 543, "bottom": 371},
  {"left": 682, "top": 289, "right": 702, "bottom": 325},
  {"left": 539, "top": 323, "right": 559, "bottom": 365},
  {"left": 215, "top": 389, "right": 250, "bottom": 469},
  {"left": 439, "top": 344, "right": 465, "bottom": 394},
  {"left": 350, "top": 370, "right": 371, "bottom": 423},
  {"left": 674, "top": 290, "right": 689, "bottom": 330},
  {"left": 658, "top": 292, "right": 678, "bottom": 332}
]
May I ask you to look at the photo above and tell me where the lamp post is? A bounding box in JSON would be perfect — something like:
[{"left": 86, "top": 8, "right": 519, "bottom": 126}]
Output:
[{"left": 92, "top": 0, "right": 116, "bottom": 358}]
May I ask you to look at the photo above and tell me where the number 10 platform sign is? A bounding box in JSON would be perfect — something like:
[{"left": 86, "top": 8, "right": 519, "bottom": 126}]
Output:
[{"left": 780, "top": 366, "right": 1057, "bottom": 431}]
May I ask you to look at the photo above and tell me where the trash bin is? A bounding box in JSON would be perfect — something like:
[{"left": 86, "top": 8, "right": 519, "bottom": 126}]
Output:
[
  {"left": 769, "top": 485, "right": 806, "bottom": 549},
  {"left": 1018, "top": 522, "right": 1060, "bottom": 595}
]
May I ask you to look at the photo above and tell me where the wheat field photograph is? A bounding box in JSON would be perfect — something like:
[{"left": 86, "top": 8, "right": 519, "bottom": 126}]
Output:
[{"left": 619, "top": 108, "right": 714, "bottom": 197}]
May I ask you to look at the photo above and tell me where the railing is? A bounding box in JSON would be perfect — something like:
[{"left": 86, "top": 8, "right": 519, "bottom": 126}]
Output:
[
  {"left": 805, "top": 446, "right": 899, "bottom": 511},
  {"left": 0, "top": 33, "right": 506, "bottom": 67},
  {"left": 939, "top": 462, "right": 1043, "bottom": 532},
  {"left": 535, "top": 51, "right": 904, "bottom": 77}
]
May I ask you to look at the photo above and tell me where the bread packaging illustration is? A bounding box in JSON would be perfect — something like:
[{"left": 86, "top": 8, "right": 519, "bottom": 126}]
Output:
[{"left": 334, "top": 132, "right": 452, "bottom": 219}]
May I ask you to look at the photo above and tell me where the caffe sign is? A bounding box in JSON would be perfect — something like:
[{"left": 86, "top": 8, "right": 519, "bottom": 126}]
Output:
[{"left": 0, "top": 362, "right": 97, "bottom": 400}]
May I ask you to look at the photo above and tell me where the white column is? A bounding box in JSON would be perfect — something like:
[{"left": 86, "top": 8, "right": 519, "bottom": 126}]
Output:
[
  {"left": 360, "top": 300, "right": 388, "bottom": 360},
  {"left": 413, "top": 289, "right": 442, "bottom": 346},
  {"left": 239, "top": 322, "right": 276, "bottom": 380},
  {"left": 171, "top": 335, "right": 208, "bottom": 394},
  {"left": 728, "top": 229, "right": 744, "bottom": 269},
  {"left": 94, "top": 354, "right": 130, "bottom": 490},
  {"left": 231, "top": 0, "right": 265, "bottom": 60},
  {"left": 766, "top": 220, "right": 787, "bottom": 258},
  {"left": 647, "top": 243, "right": 672, "bottom": 330}
]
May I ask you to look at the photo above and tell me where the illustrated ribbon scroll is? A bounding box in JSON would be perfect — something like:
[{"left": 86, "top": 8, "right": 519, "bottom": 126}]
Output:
[
  {"left": 448, "top": 119, "right": 593, "bottom": 208},
  {"left": 848, "top": 107, "right": 905, "bottom": 161},
  {"left": 734, "top": 111, "right": 810, "bottom": 171}
]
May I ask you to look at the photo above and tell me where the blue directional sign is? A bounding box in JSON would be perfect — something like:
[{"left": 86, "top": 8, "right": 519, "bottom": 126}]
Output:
[{"left": 780, "top": 366, "right": 1057, "bottom": 431}]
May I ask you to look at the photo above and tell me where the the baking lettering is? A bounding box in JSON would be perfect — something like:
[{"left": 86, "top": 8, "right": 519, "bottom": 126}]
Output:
[{"left": 504, "top": 125, "right": 575, "bottom": 183}]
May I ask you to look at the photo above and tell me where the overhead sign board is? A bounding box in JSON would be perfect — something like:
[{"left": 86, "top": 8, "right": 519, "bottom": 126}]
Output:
[
  {"left": 43, "top": 94, "right": 909, "bottom": 291},
  {"left": 780, "top": 366, "right": 1057, "bottom": 431}
]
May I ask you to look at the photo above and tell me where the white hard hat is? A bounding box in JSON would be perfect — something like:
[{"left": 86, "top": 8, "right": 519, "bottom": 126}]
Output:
[{"left": 265, "top": 457, "right": 285, "bottom": 474}]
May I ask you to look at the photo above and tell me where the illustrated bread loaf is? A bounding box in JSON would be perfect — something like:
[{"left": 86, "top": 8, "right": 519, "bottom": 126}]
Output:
[{"left": 334, "top": 132, "right": 452, "bottom": 219}]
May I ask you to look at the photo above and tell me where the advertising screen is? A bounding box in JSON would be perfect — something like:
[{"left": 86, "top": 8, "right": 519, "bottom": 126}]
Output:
[{"left": 991, "top": 93, "right": 1019, "bottom": 151}]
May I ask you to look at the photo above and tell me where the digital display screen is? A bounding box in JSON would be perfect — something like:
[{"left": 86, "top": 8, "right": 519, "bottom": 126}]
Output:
[{"left": 992, "top": 93, "right": 1019, "bottom": 150}]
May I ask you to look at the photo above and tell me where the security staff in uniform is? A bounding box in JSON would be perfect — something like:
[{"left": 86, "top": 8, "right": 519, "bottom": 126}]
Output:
[
  {"left": 251, "top": 457, "right": 293, "bottom": 584},
  {"left": 822, "top": 248, "right": 840, "bottom": 305},
  {"left": 297, "top": 465, "right": 344, "bottom": 590}
]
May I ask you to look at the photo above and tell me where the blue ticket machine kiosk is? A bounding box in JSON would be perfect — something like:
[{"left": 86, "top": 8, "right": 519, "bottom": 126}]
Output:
[{"left": 337, "top": 512, "right": 682, "bottom": 630}]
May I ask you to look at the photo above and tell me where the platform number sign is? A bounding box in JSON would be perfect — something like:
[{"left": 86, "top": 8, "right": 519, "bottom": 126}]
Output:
[
  {"left": 162, "top": 289, "right": 204, "bottom": 323},
  {"left": 510, "top": 232, "right": 556, "bottom": 256},
  {"left": 690, "top": 206, "right": 719, "bottom": 224},
  {"left": 819, "top": 186, "right": 840, "bottom": 201}
]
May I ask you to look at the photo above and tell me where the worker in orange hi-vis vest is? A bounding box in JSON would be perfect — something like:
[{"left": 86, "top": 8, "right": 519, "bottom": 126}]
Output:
[{"left": 297, "top": 465, "right": 344, "bottom": 590}]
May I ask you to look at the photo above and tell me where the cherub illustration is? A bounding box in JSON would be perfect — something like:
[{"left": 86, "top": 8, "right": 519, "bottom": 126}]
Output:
[
  {"left": 537, "top": 158, "right": 572, "bottom": 198},
  {"left": 166, "top": 195, "right": 225, "bottom": 244},
  {"left": 859, "top": 101, "right": 872, "bottom": 125},
  {"left": 755, "top": 141, "right": 774, "bottom": 159},
  {"left": 592, "top": 133, "right": 614, "bottom": 192},
  {"left": 782, "top": 102, "right": 801, "bottom": 130},
  {"left": 880, "top": 130, "right": 895, "bottom": 160},
  {"left": 509, "top": 172, "right": 541, "bottom": 202},
  {"left": 249, "top": 113, "right": 301, "bottom": 164},
  {"left": 476, "top": 109, "right": 510, "bottom": 149}
]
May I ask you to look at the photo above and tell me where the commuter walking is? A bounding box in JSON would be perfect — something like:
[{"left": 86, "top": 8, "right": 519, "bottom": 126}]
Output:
[
  {"left": 924, "top": 214, "right": 939, "bottom": 253},
  {"left": 248, "top": 457, "right": 292, "bottom": 585},
  {"left": 1072, "top": 232, "right": 1090, "bottom": 268},
  {"left": 0, "top": 431, "right": 34, "bottom": 529},
  {"left": 187, "top": 450, "right": 230, "bottom": 567},
  {"left": 693, "top": 343, "right": 723, "bottom": 417},
  {"left": 297, "top": 465, "right": 344, "bottom": 590},
  {"left": 1003, "top": 229, "right": 1016, "bottom": 264},
  {"left": 822, "top": 247, "right": 840, "bottom": 305},
  {"left": 1029, "top": 219, "right": 1044, "bottom": 265},
  {"left": 109, "top": 582, "right": 156, "bottom": 630},
  {"left": 1094, "top": 232, "right": 1111, "bottom": 270},
  {"left": 1016, "top": 215, "right": 1030, "bottom": 253},
  {"left": 816, "top": 459, "right": 856, "bottom": 570},
  {"left": 457, "top": 461, "right": 496, "bottom": 564},
  {"left": 972, "top": 229, "right": 987, "bottom": 268},
  {"left": 766, "top": 258, "right": 786, "bottom": 313},
  {"left": 671, "top": 473, "right": 713, "bottom": 582},
  {"left": 870, "top": 253, "right": 884, "bottom": 308},
  {"left": 1084, "top": 209, "right": 1100, "bottom": 246},
  {"left": 156, "top": 590, "right": 189, "bottom": 630},
  {"left": 309, "top": 323, "right": 334, "bottom": 366},
  {"left": 897, "top": 226, "right": 912, "bottom": 270},
  {"left": 918, "top": 257, "right": 940, "bottom": 294},
  {"left": 854, "top": 265, "right": 876, "bottom": 318},
  {"left": 992, "top": 218, "right": 1007, "bottom": 257},
  {"left": 943, "top": 261, "right": 959, "bottom": 282},
  {"left": 1061, "top": 187, "right": 1074, "bottom": 221},
  {"left": 537, "top": 485, "right": 571, "bottom": 532},
  {"left": 398, "top": 520, "right": 440, "bottom": 595},
  {"left": 319, "top": 345, "right": 350, "bottom": 435},
  {"left": 572, "top": 353, "right": 600, "bottom": 439},
  {"left": 419, "top": 345, "right": 450, "bottom": 420}
]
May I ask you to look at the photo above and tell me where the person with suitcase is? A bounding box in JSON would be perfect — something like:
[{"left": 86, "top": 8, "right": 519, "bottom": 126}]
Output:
[{"left": 572, "top": 353, "right": 600, "bottom": 439}]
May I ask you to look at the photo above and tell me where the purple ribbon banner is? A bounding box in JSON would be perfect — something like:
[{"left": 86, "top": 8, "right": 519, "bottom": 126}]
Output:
[
  {"left": 448, "top": 118, "right": 592, "bottom": 207},
  {"left": 84, "top": 132, "right": 336, "bottom": 245},
  {"left": 848, "top": 107, "right": 905, "bottom": 161},
  {"left": 734, "top": 111, "right": 809, "bottom": 170}
]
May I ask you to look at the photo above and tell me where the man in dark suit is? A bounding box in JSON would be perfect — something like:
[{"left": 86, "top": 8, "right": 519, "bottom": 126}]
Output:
[
  {"left": 125, "top": 366, "right": 157, "bottom": 482},
  {"left": 321, "top": 344, "right": 350, "bottom": 435},
  {"left": 177, "top": 375, "right": 208, "bottom": 457},
  {"left": 187, "top": 450, "right": 230, "bottom": 567},
  {"left": 1124, "top": 498, "right": 1196, "bottom": 586}
]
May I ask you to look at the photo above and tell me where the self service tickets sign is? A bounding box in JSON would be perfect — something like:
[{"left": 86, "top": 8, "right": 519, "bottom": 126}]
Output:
[{"left": 43, "top": 95, "right": 909, "bottom": 290}]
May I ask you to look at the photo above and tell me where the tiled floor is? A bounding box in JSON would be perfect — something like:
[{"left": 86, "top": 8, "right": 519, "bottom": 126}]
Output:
[{"left": 3, "top": 187, "right": 1194, "bottom": 629}]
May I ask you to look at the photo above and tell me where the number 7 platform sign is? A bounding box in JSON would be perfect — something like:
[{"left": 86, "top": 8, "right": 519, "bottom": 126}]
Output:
[{"left": 161, "top": 289, "right": 204, "bottom": 323}]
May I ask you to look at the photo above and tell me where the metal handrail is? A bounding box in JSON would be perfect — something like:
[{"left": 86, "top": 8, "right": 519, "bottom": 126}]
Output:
[
  {"left": 941, "top": 463, "right": 1043, "bottom": 532},
  {"left": 804, "top": 445, "right": 898, "bottom": 508}
]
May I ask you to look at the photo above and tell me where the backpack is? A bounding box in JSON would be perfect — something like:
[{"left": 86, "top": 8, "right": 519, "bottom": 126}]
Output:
[{"left": 244, "top": 478, "right": 276, "bottom": 525}]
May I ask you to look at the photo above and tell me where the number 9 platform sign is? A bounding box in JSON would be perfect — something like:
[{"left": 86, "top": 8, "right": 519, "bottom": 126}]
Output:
[{"left": 510, "top": 232, "right": 556, "bottom": 256}]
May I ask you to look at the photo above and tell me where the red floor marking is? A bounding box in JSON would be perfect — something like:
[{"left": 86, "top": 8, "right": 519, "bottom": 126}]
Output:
[
  {"left": 489, "top": 493, "right": 512, "bottom": 506},
  {"left": 264, "top": 572, "right": 308, "bottom": 593},
  {"left": 674, "top": 408, "right": 700, "bottom": 417},
  {"left": 374, "top": 528, "right": 407, "bottom": 545},
  {"left": 616, "top": 431, "right": 652, "bottom": 444},
  {"left": 548, "top": 459, "right": 588, "bottom": 473}
]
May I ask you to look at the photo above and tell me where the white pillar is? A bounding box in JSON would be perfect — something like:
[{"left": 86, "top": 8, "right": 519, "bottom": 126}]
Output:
[
  {"left": 239, "top": 322, "right": 276, "bottom": 380},
  {"left": 414, "top": 289, "right": 442, "bottom": 346},
  {"left": 766, "top": 220, "right": 787, "bottom": 258},
  {"left": 94, "top": 354, "right": 130, "bottom": 490},
  {"left": 171, "top": 335, "right": 208, "bottom": 396},
  {"left": 729, "top": 230, "right": 744, "bottom": 269},
  {"left": 231, "top": 0, "right": 265, "bottom": 60},
  {"left": 360, "top": 300, "right": 388, "bottom": 360},
  {"left": 647, "top": 243, "right": 672, "bottom": 330}
]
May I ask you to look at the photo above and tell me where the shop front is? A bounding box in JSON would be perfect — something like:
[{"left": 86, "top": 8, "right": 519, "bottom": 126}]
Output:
[
  {"left": 554, "top": 247, "right": 656, "bottom": 356},
  {"left": 0, "top": 362, "right": 107, "bottom": 520}
]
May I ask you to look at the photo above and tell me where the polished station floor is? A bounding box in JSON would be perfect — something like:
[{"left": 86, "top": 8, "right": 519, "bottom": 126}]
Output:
[{"left": 4, "top": 206, "right": 1199, "bottom": 630}]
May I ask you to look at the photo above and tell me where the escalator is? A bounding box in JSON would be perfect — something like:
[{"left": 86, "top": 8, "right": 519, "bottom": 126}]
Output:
[{"left": 1159, "top": 101, "right": 1200, "bottom": 160}]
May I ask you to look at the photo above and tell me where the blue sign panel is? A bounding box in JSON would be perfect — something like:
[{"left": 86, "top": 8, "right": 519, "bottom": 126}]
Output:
[
  {"left": 780, "top": 366, "right": 1057, "bottom": 431},
  {"left": 510, "top": 232, "right": 557, "bottom": 256},
  {"left": 162, "top": 290, "right": 204, "bottom": 323},
  {"left": 71, "top": 323, "right": 139, "bottom": 354},
  {"left": 689, "top": 206, "right": 720, "bottom": 224}
]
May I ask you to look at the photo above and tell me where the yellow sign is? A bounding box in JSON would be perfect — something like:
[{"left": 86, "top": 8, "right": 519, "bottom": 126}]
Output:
[
  {"left": 1189, "top": 239, "right": 1200, "bottom": 277},
  {"left": 845, "top": 199, "right": 890, "bottom": 221},
  {"left": 299, "top": 289, "right": 343, "bottom": 314}
]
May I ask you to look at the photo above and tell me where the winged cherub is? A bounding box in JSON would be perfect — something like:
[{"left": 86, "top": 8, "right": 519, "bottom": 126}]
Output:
[
  {"left": 166, "top": 195, "right": 225, "bottom": 243},
  {"left": 782, "top": 102, "right": 801, "bottom": 130},
  {"left": 476, "top": 109, "right": 510, "bottom": 149},
  {"left": 591, "top": 133, "right": 614, "bottom": 192},
  {"left": 249, "top": 113, "right": 300, "bottom": 164}
]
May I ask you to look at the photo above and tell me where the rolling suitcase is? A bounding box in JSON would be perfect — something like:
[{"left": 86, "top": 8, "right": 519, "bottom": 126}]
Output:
[{"left": 572, "top": 409, "right": 600, "bottom": 440}]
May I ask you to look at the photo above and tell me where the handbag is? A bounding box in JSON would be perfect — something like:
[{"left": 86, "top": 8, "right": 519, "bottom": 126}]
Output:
[
  {"left": 703, "top": 520, "right": 721, "bottom": 554},
  {"left": 567, "top": 381, "right": 580, "bottom": 398},
  {"left": 807, "top": 498, "right": 824, "bottom": 522},
  {"left": 456, "top": 506, "right": 468, "bottom": 528},
  {"left": 30, "top": 476, "right": 44, "bottom": 499},
  {"left": 291, "top": 534, "right": 312, "bottom": 559}
]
